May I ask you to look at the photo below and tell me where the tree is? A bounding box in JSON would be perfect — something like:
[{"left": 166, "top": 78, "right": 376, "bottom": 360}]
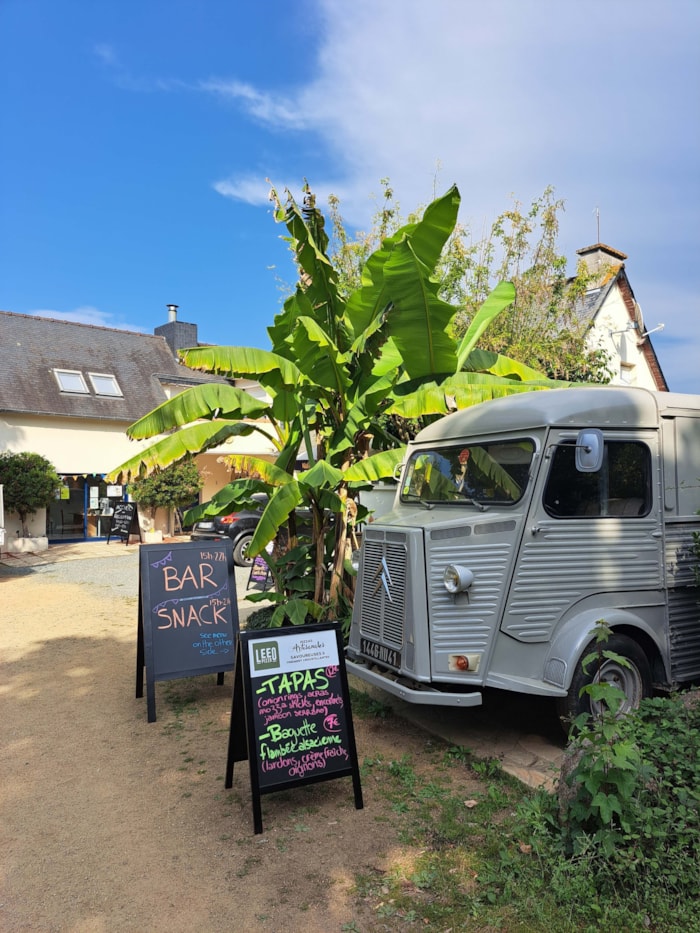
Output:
[
  {"left": 0, "top": 452, "right": 60, "bottom": 537},
  {"left": 108, "top": 184, "right": 565, "bottom": 628},
  {"left": 127, "top": 459, "right": 203, "bottom": 523}
]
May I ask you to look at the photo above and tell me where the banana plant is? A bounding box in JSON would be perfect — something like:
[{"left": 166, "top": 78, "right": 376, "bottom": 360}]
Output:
[{"left": 109, "top": 183, "right": 566, "bottom": 624}]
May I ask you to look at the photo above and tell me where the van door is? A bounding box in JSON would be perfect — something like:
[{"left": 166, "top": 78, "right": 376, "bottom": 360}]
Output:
[{"left": 501, "top": 430, "right": 664, "bottom": 646}]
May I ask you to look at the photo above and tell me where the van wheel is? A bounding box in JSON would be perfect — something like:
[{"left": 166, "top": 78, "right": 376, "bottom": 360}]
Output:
[
  {"left": 233, "top": 533, "right": 254, "bottom": 567},
  {"left": 557, "top": 634, "right": 652, "bottom": 730}
]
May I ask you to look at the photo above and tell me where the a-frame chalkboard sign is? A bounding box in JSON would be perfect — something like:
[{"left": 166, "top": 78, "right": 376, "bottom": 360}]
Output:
[
  {"left": 136, "top": 540, "right": 239, "bottom": 722},
  {"left": 108, "top": 501, "right": 140, "bottom": 544},
  {"left": 225, "top": 622, "right": 363, "bottom": 834}
]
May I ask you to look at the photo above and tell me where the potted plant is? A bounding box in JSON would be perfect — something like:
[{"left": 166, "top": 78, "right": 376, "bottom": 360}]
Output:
[{"left": 0, "top": 452, "right": 60, "bottom": 554}]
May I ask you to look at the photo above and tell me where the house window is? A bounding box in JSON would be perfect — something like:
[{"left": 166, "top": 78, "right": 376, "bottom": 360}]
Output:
[
  {"left": 88, "top": 372, "right": 123, "bottom": 397},
  {"left": 54, "top": 369, "right": 89, "bottom": 394}
]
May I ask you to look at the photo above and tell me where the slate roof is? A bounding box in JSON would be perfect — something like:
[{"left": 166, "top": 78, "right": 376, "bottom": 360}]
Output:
[{"left": 0, "top": 311, "right": 221, "bottom": 423}]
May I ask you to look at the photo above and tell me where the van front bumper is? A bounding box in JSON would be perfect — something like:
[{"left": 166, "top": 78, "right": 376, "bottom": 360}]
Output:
[{"left": 345, "top": 657, "right": 483, "bottom": 707}]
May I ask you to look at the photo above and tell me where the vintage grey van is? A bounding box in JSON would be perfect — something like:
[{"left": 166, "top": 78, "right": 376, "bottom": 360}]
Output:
[{"left": 346, "top": 386, "right": 700, "bottom": 722}]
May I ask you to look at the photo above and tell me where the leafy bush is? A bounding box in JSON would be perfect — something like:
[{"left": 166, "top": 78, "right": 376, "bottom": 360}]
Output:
[
  {"left": 128, "top": 460, "right": 203, "bottom": 518},
  {"left": 0, "top": 451, "right": 60, "bottom": 537},
  {"left": 512, "top": 628, "right": 700, "bottom": 929}
]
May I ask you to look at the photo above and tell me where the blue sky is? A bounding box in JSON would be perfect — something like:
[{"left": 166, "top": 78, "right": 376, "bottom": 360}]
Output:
[{"left": 2, "top": 0, "right": 699, "bottom": 390}]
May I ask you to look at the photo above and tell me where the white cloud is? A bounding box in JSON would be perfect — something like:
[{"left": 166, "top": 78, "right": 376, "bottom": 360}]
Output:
[
  {"left": 199, "top": 79, "right": 304, "bottom": 127},
  {"left": 27, "top": 307, "right": 148, "bottom": 333},
  {"left": 206, "top": 0, "right": 699, "bottom": 389}
]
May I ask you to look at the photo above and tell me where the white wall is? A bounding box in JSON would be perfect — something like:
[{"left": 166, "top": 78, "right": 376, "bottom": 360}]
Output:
[
  {"left": 0, "top": 413, "right": 156, "bottom": 474},
  {"left": 585, "top": 289, "right": 660, "bottom": 391}
]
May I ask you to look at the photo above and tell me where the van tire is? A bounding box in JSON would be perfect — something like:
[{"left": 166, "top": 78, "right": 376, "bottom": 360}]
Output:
[{"left": 557, "top": 634, "right": 652, "bottom": 730}]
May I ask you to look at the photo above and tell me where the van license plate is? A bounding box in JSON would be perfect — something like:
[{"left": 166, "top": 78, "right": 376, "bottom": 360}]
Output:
[{"left": 361, "top": 638, "right": 400, "bottom": 669}]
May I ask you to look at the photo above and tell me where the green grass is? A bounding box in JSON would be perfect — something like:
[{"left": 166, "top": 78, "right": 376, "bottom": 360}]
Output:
[{"left": 348, "top": 686, "right": 700, "bottom": 933}]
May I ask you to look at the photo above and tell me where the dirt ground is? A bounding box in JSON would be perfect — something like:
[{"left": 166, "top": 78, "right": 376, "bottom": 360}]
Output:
[{"left": 0, "top": 559, "right": 485, "bottom": 933}]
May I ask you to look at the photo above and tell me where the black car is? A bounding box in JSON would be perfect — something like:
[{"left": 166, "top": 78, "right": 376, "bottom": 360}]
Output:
[
  {"left": 189, "top": 494, "right": 267, "bottom": 566},
  {"left": 189, "top": 494, "right": 316, "bottom": 567}
]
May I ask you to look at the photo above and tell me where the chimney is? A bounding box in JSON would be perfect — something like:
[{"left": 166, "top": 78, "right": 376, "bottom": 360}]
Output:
[
  {"left": 154, "top": 304, "right": 198, "bottom": 357},
  {"left": 576, "top": 243, "right": 627, "bottom": 280}
]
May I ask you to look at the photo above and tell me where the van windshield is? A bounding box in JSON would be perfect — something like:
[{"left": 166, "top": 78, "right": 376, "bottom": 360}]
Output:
[{"left": 401, "top": 439, "right": 535, "bottom": 506}]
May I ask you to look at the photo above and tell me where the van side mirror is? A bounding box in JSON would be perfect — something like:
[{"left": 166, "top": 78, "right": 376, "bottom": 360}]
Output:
[{"left": 575, "top": 428, "right": 604, "bottom": 472}]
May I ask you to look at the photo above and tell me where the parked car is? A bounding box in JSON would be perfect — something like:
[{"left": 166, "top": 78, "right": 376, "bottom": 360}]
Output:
[
  {"left": 189, "top": 494, "right": 317, "bottom": 567},
  {"left": 189, "top": 494, "right": 267, "bottom": 566}
]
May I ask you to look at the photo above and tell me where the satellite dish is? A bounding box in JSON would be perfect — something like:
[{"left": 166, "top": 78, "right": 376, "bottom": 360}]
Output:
[{"left": 633, "top": 301, "right": 645, "bottom": 334}]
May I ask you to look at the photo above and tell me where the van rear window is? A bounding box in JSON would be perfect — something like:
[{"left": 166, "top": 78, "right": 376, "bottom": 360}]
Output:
[{"left": 401, "top": 439, "right": 535, "bottom": 506}]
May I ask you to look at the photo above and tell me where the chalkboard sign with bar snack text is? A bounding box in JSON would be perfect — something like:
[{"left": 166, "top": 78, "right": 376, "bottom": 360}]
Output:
[{"left": 136, "top": 540, "right": 239, "bottom": 721}]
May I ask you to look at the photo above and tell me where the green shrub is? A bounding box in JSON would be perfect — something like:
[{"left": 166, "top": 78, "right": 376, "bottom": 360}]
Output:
[{"left": 514, "top": 666, "right": 700, "bottom": 929}]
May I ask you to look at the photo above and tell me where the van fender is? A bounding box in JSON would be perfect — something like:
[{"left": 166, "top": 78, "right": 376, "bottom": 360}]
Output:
[{"left": 543, "top": 606, "right": 663, "bottom": 691}]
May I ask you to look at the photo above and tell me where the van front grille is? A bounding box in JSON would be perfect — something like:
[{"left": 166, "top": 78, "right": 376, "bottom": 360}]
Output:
[{"left": 358, "top": 537, "right": 408, "bottom": 649}]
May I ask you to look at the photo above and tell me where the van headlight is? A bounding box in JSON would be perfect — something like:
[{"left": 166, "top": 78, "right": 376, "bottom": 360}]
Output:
[{"left": 443, "top": 564, "right": 474, "bottom": 594}]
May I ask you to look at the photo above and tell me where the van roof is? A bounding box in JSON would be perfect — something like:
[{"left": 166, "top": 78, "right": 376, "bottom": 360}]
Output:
[{"left": 414, "top": 386, "right": 700, "bottom": 444}]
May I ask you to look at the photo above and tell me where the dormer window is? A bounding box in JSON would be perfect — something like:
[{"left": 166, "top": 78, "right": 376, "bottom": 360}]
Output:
[
  {"left": 54, "top": 369, "right": 89, "bottom": 394},
  {"left": 88, "top": 372, "right": 123, "bottom": 397}
]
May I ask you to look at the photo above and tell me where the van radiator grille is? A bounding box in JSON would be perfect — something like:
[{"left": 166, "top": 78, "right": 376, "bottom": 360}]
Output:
[{"left": 358, "top": 537, "right": 408, "bottom": 648}]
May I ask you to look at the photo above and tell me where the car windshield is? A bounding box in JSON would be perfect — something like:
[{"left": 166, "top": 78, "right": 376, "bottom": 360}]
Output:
[{"left": 401, "top": 439, "right": 535, "bottom": 506}]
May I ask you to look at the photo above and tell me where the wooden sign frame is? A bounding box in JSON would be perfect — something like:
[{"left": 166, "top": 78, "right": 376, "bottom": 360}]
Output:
[
  {"left": 136, "top": 540, "right": 239, "bottom": 722},
  {"left": 225, "top": 622, "right": 363, "bottom": 834}
]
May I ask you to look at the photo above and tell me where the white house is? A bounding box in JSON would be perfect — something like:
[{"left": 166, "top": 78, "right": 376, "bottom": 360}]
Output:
[
  {"left": 0, "top": 307, "right": 276, "bottom": 548},
  {"left": 575, "top": 243, "right": 667, "bottom": 391}
]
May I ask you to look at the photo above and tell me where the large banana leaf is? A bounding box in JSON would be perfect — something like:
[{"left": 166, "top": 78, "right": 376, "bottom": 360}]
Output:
[
  {"left": 384, "top": 238, "right": 457, "bottom": 379},
  {"left": 344, "top": 448, "right": 406, "bottom": 483},
  {"left": 108, "top": 421, "right": 258, "bottom": 481},
  {"left": 344, "top": 229, "right": 410, "bottom": 342},
  {"left": 387, "top": 370, "right": 559, "bottom": 418},
  {"left": 404, "top": 183, "right": 460, "bottom": 275},
  {"left": 223, "top": 455, "right": 294, "bottom": 487},
  {"left": 464, "top": 348, "right": 562, "bottom": 381},
  {"left": 179, "top": 345, "right": 301, "bottom": 389},
  {"left": 126, "top": 383, "right": 270, "bottom": 440},
  {"left": 184, "top": 478, "right": 270, "bottom": 523},
  {"left": 345, "top": 185, "right": 460, "bottom": 344},
  {"left": 455, "top": 281, "right": 516, "bottom": 370},
  {"left": 290, "top": 316, "right": 350, "bottom": 395},
  {"left": 297, "top": 459, "right": 344, "bottom": 493},
  {"left": 370, "top": 336, "right": 404, "bottom": 377},
  {"left": 248, "top": 481, "right": 303, "bottom": 558}
]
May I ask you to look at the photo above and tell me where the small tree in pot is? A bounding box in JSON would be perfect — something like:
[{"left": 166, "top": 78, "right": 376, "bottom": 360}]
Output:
[
  {"left": 127, "top": 459, "right": 203, "bottom": 533},
  {"left": 0, "top": 451, "right": 60, "bottom": 538}
]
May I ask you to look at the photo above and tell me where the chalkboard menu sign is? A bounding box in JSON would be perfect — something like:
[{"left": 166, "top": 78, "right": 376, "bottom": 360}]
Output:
[
  {"left": 108, "top": 501, "right": 140, "bottom": 544},
  {"left": 225, "top": 622, "right": 363, "bottom": 834},
  {"left": 136, "top": 540, "right": 239, "bottom": 722}
]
